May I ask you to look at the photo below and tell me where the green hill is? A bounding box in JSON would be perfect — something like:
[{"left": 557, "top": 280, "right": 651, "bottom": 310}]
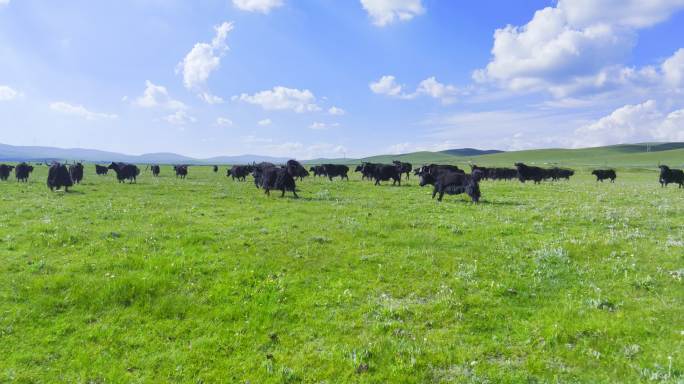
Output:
[
  {"left": 304, "top": 145, "right": 684, "bottom": 168},
  {"left": 461, "top": 147, "right": 684, "bottom": 168}
]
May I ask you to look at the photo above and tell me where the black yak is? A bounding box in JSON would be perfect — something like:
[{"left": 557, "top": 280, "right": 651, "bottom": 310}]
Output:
[
  {"left": 254, "top": 160, "right": 306, "bottom": 198},
  {"left": 174, "top": 165, "right": 188, "bottom": 179},
  {"left": 592, "top": 169, "right": 616, "bottom": 182},
  {"left": 515, "top": 163, "right": 545, "bottom": 184},
  {"left": 151, "top": 165, "right": 160, "bottom": 177},
  {"left": 356, "top": 162, "right": 379, "bottom": 181},
  {"left": 418, "top": 167, "right": 483, "bottom": 202},
  {"left": 309, "top": 165, "right": 326, "bottom": 178},
  {"left": 0, "top": 164, "right": 14, "bottom": 181},
  {"left": 393, "top": 161, "right": 413, "bottom": 180},
  {"left": 228, "top": 165, "right": 253, "bottom": 181},
  {"left": 15, "top": 162, "right": 33, "bottom": 182},
  {"left": 659, "top": 165, "right": 684, "bottom": 188},
  {"left": 108, "top": 162, "right": 140, "bottom": 183},
  {"left": 370, "top": 164, "right": 402, "bottom": 186},
  {"left": 213, "top": 165, "right": 219, "bottom": 173},
  {"left": 95, "top": 164, "right": 109, "bottom": 175},
  {"left": 549, "top": 167, "right": 574, "bottom": 181},
  {"left": 322, "top": 164, "right": 349, "bottom": 181},
  {"left": 69, "top": 163, "right": 84, "bottom": 184},
  {"left": 47, "top": 163, "right": 73, "bottom": 191}
]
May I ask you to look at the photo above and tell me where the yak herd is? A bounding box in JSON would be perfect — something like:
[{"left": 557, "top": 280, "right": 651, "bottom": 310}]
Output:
[{"left": 1, "top": 159, "right": 683, "bottom": 202}]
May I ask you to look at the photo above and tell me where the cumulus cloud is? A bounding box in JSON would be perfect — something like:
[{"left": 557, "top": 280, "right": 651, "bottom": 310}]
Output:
[
  {"left": 0, "top": 85, "right": 19, "bottom": 101},
  {"left": 258, "top": 118, "right": 272, "bottom": 126},
  {"left": 216, "top": 117, "right": 233, "bottom": 126},
  {"left": 475, "top": 0, "right": 684, "bottom": 97},
  {"left": 232, "top": 0, "right": 283, "bottom": 13},
  {"left": 134, "top": 80, "right": 186, "bottom": 110},
  {"left": 371, "top": 75, "right": 459, "bottom": 103},
  {"left": 360, "top": 0, "right": 425, "bottom": 26},
  {"left": 235, "top": 86, "right": 321, "bottom": 113},
  {"left": 662, "top": 48, "right": 684, "bottom": 89},
  {"left": 573, "top": 100, "right": 684, "bottom": 146},
  {"left": 328, "top": 106, "right": 346, "bottom": 115},
  {"left": 416, "top": 77, "right": 458, "bottom": 104},
  {"left": 49, "top": 102, "right": 117, "bottom": 120},
  {"left": 177, "top": 22, "right": 233, "bottom": 103},
  {"left": 164, "top": 110, "right": 196, "bottom": 125},
  {"left": 370, "top": 75, "right": 404, "bottom": 96}
]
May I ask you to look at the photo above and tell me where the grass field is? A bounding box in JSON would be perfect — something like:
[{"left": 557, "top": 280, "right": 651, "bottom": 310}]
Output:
[{"left": 1, "top": 163, "right": 683, "bottom": 383}]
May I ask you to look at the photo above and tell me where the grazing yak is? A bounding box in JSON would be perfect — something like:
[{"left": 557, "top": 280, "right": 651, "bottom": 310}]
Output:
[
  {"left": 108, "top": 162, "right": 140, "bottom": 183},
  {"left": 418, "top": 166, "right": 482, "bottom": 202},
  {"left": 514, "top": 163, "right": 545, "bottom": 184},
  {"left": 290, "top": 164, "right": 310, "bottom": 181},
  {"left": 471, "top": 165, "right": 517, "bottom": 181},
  {"left": 309, "top": 165, "right": 326, "bottom": 178},
  {"left": 549, "top": 167, "right": 574, "bottom": 181},
  {"left": 47, "top": 163, "right": 73, "bottom": 191},
  {"left": 592, "top": 169, "right": 616, "bottom": 183},
  {"left": 368, "top": 163, "right": 402, "bottom": 186},
  {"left": 393, "top": 161, "right": 413, "bottom": 180},
  {"left": 151, "top": 165, "right": 161, "bottom": 177},
  {"left": 0, "top": 164, "right": 14, "bottom": 181},
  {"left": 15, "top": 162, "right": 34, "bottom": 182},
  {"left": 95, "top": 164, "right": 109, "bottom": 175},
  {"left": 228, "top": 165, "right": 253, "bottom": 181},
  {"left": 659, "top": 165, "right": 684, "bottom": 188},
  {"left": 322, "top": 164, "right": 349, "bottom": 181},
  {"left": 174, "top": 165, "right": 188, "bottom": 179},
  {"left": 253, "top": 160, "right": 306, "bottom": 198},
  {"left": 69, "top": 163, "right": 84, "bottom": 184},
  {"left": 213, "top": 165, "right": 219, "bottom": 173}
]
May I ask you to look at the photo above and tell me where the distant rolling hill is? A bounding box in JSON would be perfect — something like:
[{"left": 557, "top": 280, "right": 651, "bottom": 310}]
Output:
[
  {"left": 0, "top": 143, "right": 288, "bottom": 164},
  {"left": 1, "top": 142, "right": 682, "bottom": 167},
  {"left": 439, "top": 148, "right": 504, "bottom": 156}
]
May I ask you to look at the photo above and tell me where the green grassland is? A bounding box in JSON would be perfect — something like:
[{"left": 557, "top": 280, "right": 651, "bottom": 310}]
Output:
[{"left": 1, "top": 163, "right": 683, "bottom": 383}]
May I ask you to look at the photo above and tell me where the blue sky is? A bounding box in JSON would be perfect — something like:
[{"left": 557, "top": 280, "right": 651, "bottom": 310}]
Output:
[{"left": 1, "top": 0, "right": 684, "bottom": 159}]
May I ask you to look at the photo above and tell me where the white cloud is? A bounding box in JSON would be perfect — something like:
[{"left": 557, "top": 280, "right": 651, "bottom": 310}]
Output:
[
  {"left": 258, "top": 118, "right": 272, "bottom": 126},
  {"left": 216, "top": 117, "right": 233, "bottom": 126},
  {"left": 0, "top": 85, "right": 19, "bottom": 101},
  {"left": 200, "top": 92, "right": 224, "bottom": 104},
  {"left": 177, "top": 22, "right": 233, "bottom": 101},
  {"left": 662, "top": 48, "right": 684, "bottom": 89},
  {"left": 309, "top": 121, "right": 340, "bottom": 130},
  {"left": 371, "top": 75, "right": 459, "bottom": 103},
  {"left": 236, "top": 86, "right": 321, "bottom": 113},
  {"left": 50, "top": 102, "right": 117, "bottom": 120},
  {"left": 370, "top": 75, "right": 404, "bottom": 96},
  {"left": 134, "top": 81, "right": 186, "bottom": 110},
  {"left": 573, "top": 100, "right": 684, "bottom": 146},
  {"left": 328, "top": 106, "right": 346, "bottom": 115},
  {"left": 0, "top": 0, "right": 9, "bottom": 7},
  {"left": 416, "top": 77, "right": 458, "bottom": 104},
  {"left": 476, "top": 1, "right": 684, "bottom": 97},
  {"left": 360, "top": 0, "right": 425, "bottom": 26},
  {"left": 232, "top": 0, "right": 283, "bottom": 13},
  {"left": 164, "top": 110, "right": 197, "bottom": 125}
]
